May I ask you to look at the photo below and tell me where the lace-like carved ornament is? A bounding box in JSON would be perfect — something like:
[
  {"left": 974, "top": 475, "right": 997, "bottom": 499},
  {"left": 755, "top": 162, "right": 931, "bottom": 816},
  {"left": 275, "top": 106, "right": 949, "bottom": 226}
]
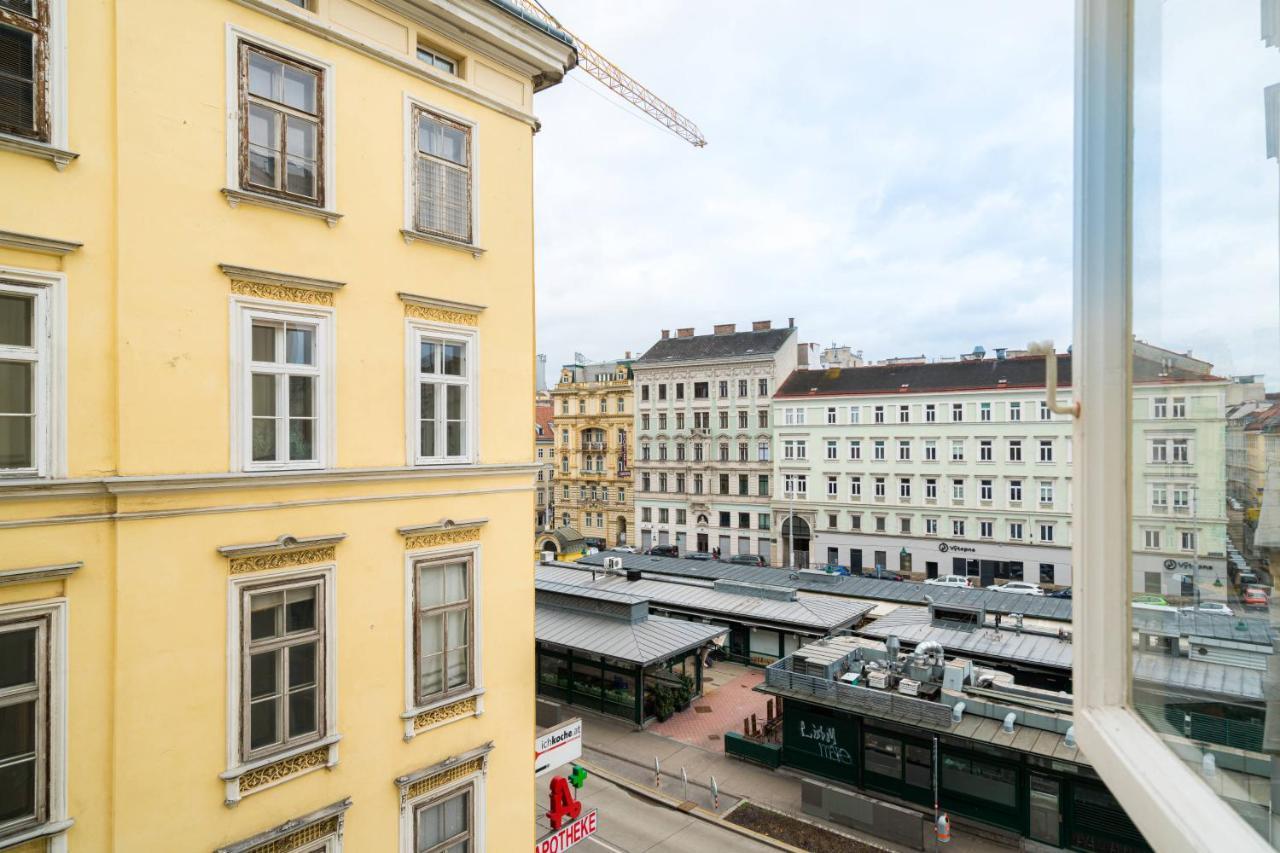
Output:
[
  {"left": 239, "top": 745, "right": 329, "bottom": 793},
  {"left": 405, "top": 303, "right": 477, "bottom": 327},
  {"left": 405, "top": 528, "right": 480, "bottom": 551},
  {"left": 404, "top": 757, "right": 484, "bottom": 802},
  {"left": 413, "top": 695, "right": 477, "bottom": 732},
  {"left": 230, "top": 546, "right": 336, "bottom": 575},
  {"left": 231, "top": 279, "right": 334, "bottom": 307}
]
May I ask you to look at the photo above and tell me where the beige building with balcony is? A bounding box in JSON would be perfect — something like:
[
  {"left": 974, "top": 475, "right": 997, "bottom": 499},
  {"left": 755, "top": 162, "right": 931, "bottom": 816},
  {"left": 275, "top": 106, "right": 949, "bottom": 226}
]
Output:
[{"left": 550, "top": 356, "right": 634, "bottom": 546}]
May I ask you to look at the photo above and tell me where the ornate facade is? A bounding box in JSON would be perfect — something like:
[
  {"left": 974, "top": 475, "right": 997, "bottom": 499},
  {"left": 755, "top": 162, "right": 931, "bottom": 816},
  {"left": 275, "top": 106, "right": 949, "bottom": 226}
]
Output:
[{"left": 550, "top": 357, "right": 635, "bottom": 547}]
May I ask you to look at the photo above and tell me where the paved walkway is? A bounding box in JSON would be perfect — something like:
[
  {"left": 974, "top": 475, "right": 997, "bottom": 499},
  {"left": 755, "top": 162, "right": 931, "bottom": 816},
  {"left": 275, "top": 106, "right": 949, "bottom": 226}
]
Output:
[
  {"left": 581, "top": 711, "right": 1014, "bottom": 853},
  {"left": 648, "top": 663, "right": 770, "bottom": 749}
]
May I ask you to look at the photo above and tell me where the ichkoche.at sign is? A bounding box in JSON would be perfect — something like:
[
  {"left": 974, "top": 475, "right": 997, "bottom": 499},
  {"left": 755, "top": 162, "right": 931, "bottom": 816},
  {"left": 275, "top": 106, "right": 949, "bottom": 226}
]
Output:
[{"left": 535, "top": 718, "right": 583, "bottom": 776}]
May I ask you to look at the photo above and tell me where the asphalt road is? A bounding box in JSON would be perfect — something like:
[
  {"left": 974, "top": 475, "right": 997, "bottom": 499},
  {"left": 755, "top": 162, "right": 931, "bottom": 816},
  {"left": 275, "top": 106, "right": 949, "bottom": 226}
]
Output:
[{"left": 534, "top": 773, "right": 779, "bottom": 853}]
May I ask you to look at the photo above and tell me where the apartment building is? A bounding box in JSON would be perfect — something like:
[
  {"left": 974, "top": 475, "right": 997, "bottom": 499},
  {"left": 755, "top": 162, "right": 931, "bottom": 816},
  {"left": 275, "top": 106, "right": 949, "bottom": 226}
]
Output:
[
  {"left": 632, "top": 321, "right": 798, "bottom": 556},
  {"left": 535, "top": 401, "right": 555, "bottom": 530},
  {"left": 771, "top": 346, "right": 1228, "bottom": 594},
  {"left": 549, "top": 356, "right": 634, "bottom": 546},
  {"left": 0, "top": 1, "right": 573, "bottom": 851}
]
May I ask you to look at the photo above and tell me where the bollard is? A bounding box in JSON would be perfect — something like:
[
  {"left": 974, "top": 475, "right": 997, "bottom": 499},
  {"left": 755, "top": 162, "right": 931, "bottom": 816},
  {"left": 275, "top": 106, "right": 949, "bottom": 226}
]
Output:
[
  {"left": 710, "top": 776, "right": 720, "bottom": 811},
  {"left": 681, "top": 766, "right": 688, "bottom": 801},
  {"left": 751, "top": 713, "right": 758, "bottom": 737},
  {"left": 654, "top": 756, "right": 661, "bottom": 789}
]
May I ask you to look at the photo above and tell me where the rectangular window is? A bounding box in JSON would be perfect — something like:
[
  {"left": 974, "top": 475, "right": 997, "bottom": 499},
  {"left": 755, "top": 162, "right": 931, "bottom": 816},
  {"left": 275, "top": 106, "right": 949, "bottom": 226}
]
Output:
[
  {"left": 758, "top": 475, "right": 769, "bottom": 496},
  {"left": 758, "top": 378, "right": 768, "bottom": 396},
  {"left": 899, "top": 478, "right": 911, "bottom": 499},
  {"left": 1150, "top": 439, "right": 1167, "bottom": 463},
  {"left": 718, "top": 474, "right": 729, "bottom": 494},
  {"left": 242, "top": 305, "right": 331, "bottom": 470},
  {"left": 412, "top": 325, "right": 473, "bottom": 464},
  {"left": 1008, "top": 439, "right": 1022, "bottom": 462},
  {"left": 1008, "top": 401, "right": 1021, "bottom": 421},
  {"left": 738, "top": 474, "right": 748, "bottom": 495},
  {"left": 641, "top": 506, "right": 651, "bottom": 522},
  {"left": 1038, "top": 439, "right": 1054, "bottom": 463},
  {"left": 0, "top": 0, "right": 49, "bottom": 141},
  {"left": 676, "top": 509, "right": 686, "bottom": 525},
  {"left": 718, "top": 380, "right": 728, "bottom": 398},
  {"left": 0, "top": 278, "right": 55, "bottom": 476},
  {"left": 925, "top": 478, "right": 937, "bottom": 500},
  {"left": 898, "top": 405, "right": 910, "bottom": 423},
  {"left": 849, "top": 440, "right": 861, "bottom": 461},
  {"left": 900, "top": 516, "right": 911, "bottom": 534},
  {"left": 641, "top": 384, "right": 650, "bottom": 401},
  {"left": 1039, "top": 480, "right": 1054, "bottom": 505},
  {"left": 718, "top": 412, "right": 728, "bottom": 430},
  {"left": 1171, "top": 396, "right": 1186, "bottom": 418},
  {"left": 1180, "top": 531, "right": 1196, "bottom": 552},
  {"left": 980, "top": 479, "right": 993, "bottom": 501},
  {"left": 415, "top": 44, "right": 457, "bottom": 75},
  {"left": 951, "top": 402, "right": 963, "bottom": 422},
  {"left": 950, "top": 440, "right": 964, "bottom": 462},
  {"left": 826, "top": 439, "right": 838, "bottom": 460},
  {"left": 413, "top": 784, "right": 473, "bottom": 852},
  {"left": 1039, "top": 523, "right": 1054, "bottom": 543},
  {"left": 758, "top": 512, "right": 770, "bottom": 530},
  {"left": 241, "top": 575, "right": 326, "bottom": 759},
  {"left": 1171, "top": 438, "right": 1189, "bottom": 464},
  {"left": 0, "top": 608, "right": 54, "bottom": 835},
  {"left": 925, "top": 403, "right": 936, "bottom": 423},
  {"left": 898, "top": 440, "right": 911, "bottom": 461},
  {"left": 675, "top": 383, "right": 684, "bottom": 400},
  {"left": 849, "top": 406, "right": 861, "bottom": 424},
  {"left": 757, "top": 409, "right": 768, "bottom": 428},
  {"left": 980, "top": 520, "right": 993, "bottom": 539},
  {"left": 952, "top": 519, "right": 965, "bottom": 537},
  {"left": 826, "top": 475, "right": 838, "bottom": 497},
  {"left": 783, "top": 407, "right": 805, "bottom": 425},
  {"left": 1039, "top": 401, "right": 1052, "bottom": 421},
  {"left": 658, "top": 508, "right": 669, "bottom": 523},
  {"left": 873, "top": 439, "right": 885, "bottom": 460},
  {"left": 875, "top": 515, "right": 886, "bottom": 532},
  {"left": 1009, "top": 479, "right": 1022, "bottom": 502},
  {"left": 1144, "top": 529, "right": 1161, "bottom": 549},
  {"left": 718, "top": 511, "right": 730, "bottom": 527},
  {"left": 951, "top": 479, "right": 964, "bottom": 501},
  {"left": 1152, "top": 397, "right": 1167, "bottom": 418},
  {"left": 410, "top": 103, "right": 473, "bottom": 243},
  {"left": 874, "top": 405, "right": 885, "bottom": 423},
  {"left": 851, "top": 513, "right": 862, "bottom": 531},
  {"left": 874, "top": 477, "right": 886, "bottom": 498},
  {"left": 240, "top": 42, "right": 325, "bottom": 204},
  {"left": 826, "top": 406, "right": 837, "bottom": 424},
  {"left": 413, "top": 555, "right": 473, "bottom": 705},
  {"left": 738, "top": 411, "right": 748, "bottom": 429},
  {"left": 850, "top": 476, "right": 862, "bottom": 499},
  {"left": 1009, "top": 521, "right": 1023, "bottom": 540},
  {"left": 978, "top": 439, "right": 992, "bottom": 462},
  {"left": 924, "top": 440, "right": 937, "bottom": 461},
  {"left": 925, "top": 517, "right": 938, "bottom": 535},
  {"left": 738, "top": 379, "right": 748, "bottom": 396},
  {"left": 758, "top": 441, "right": 770, "bottom": 462},
  {"left": 979, "top": 402, "right": 992, "bottom": 421}
]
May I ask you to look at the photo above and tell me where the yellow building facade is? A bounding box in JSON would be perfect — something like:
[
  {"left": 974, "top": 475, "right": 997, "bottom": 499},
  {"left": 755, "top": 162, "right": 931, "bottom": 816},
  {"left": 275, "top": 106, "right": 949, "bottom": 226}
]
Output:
[
  {"left": 0, "top": 1, "right": 573, "bottom": 851},
  {"left": 548, "top": 358, "right": 634, "bottom": 548}
]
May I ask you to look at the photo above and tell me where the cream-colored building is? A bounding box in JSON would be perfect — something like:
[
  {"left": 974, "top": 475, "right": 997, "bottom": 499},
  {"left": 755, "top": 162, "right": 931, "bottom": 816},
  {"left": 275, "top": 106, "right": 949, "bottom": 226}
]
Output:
[
  {"left": 0, "top": 1, "right": 572, "bottom": 850},
  {"left": 550, "top": 357, "right": 634, "bottom": 547}
]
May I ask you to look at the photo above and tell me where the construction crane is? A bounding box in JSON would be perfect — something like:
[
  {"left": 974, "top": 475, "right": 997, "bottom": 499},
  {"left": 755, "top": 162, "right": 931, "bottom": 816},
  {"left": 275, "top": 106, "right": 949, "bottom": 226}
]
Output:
[{"left": 512, "top": 0, "right": 707, "bottom": 148}]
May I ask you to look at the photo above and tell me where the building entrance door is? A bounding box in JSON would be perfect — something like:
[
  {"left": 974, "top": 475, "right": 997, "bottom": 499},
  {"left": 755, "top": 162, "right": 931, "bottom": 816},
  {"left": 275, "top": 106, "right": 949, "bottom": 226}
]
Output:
[
  {"left": 849, "top": 548, "right": 863, "bottom": 573},
  {"left": 696, "top": 533, "right": 708, "bottom": 552},
  {"left": 641, "top": 530, "right": 652, "bottom": 550},
  {"left": 926, "top": 561, "right": 939, "bottom": 579},
  {"left": 658, "top": 530, "right": 669, "bottom": 546},
  {"left": 1028, "top": 774, "right": 1062, "bottom": 846},
  {"left": 675, "top": 532, "right": 686, "bottom": 551},
  {"left": 980, "top": 560, "right": 998, "bottom": 587},
  {"left": 718, "top": 535, "right": 731, "bottom": 556}
]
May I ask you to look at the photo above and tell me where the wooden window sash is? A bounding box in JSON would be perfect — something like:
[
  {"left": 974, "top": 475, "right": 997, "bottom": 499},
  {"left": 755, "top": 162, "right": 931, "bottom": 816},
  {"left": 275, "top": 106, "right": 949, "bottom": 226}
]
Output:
[
  {"left": 414, "top": 784, "right": 474, "bottom": 853},
  {"left": 412, "top": 556, "right": 474, "bottom": 707},
  {"left": 0, "top": 615, "right": 48, "bottom": 836},
  {"left": 237, "top": 41, "right": 325, "bottom": 206},
  {"left": 412, "top": 108, "right": 472, "bottom": 244},
  {"left": 0, "top": 1, "right": 48, "bottom": 141}
]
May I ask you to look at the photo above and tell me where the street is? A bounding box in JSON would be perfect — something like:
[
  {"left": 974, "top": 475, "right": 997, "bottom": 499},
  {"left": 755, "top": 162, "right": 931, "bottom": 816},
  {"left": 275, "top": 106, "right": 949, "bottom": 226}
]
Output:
[{"left": 534, "top": 772, "right": 779, "bottom": 853}]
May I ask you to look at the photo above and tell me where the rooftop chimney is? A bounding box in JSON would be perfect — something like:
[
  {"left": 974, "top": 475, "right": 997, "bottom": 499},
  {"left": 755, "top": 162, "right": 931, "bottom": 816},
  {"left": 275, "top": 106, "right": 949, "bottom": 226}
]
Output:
[
  {"left": 797, "top": 343, "right": 810, "bottom": 368},
  {"left": 625, "top": 351, "right": 631, "bottom": 359},
  {"left": 660, "top": 330, "right": 670, "bottom": 340},
  {"left": 677, "top": 327, "right": 695, "bottom": 338},
  {"left": 752, "top": 320, "right": 772, "bottom": 331},
  {"left": 788, "top": 317, "right": 795, "bottom": 328},
  {"left": 713, "top": 323, "right": 736, "bottom": 336}
]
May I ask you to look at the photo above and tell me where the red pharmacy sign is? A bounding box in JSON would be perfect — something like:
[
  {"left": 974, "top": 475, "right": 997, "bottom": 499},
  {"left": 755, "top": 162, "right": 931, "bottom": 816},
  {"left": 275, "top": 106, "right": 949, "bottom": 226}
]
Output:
[{"left": 536, "top": 809, "right": 598, "bottom": 853}]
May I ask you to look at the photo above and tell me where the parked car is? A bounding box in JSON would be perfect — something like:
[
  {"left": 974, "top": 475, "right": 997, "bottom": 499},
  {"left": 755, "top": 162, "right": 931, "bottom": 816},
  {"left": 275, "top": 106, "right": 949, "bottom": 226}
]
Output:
[
  {"left": 684, "top": 551, "right": 713, "bottom": 561},
  {"left": 924, "top": 574, "right": 972, "bottom": 588},
  {"left": 992, "top": 581, "right": 1044, "bottom": 596},
  {"left": 1180, "top": 602, "right": 1233, "bottom": 616},
  {"left": 863, "top": 567, "right": 904, "bottom": 582},
  {"left": 1132, "top": 593, "right": 1169, "bottom": 607},
  {"left": 728, "top": 554, "right": 768, "bottom": 567},
  {"left": 646, "top": 545, "right": 679, "bottom": 558},
  {"left": 1048, "top": 587, "right": 1073, "bottom": 599},
  {"left": 611, "top": 545, "right": 637, "bottom": 554},
  {"left": 1243, "top": 588, "right": 1270, "bottom": 610}
]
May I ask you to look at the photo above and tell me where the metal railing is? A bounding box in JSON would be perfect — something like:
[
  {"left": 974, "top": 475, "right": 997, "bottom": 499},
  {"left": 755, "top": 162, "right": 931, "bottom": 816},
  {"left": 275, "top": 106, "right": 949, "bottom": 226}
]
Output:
[{"left": 764, "top": 658, "right": 954, "bottom": 728}]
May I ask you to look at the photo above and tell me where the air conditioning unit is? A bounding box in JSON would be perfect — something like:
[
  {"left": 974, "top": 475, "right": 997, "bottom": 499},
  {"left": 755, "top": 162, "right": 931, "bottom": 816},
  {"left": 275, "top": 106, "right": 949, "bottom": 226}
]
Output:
[
  {"left": 868, "top": 670, "right": 892, "bottom": 690},
  {"left": 541, "top": 550, "right": 556, "bottom": 563},
  {"left": 603, "top": 556, "right": 623, "bottom": 571},
  {"left": 897, "top": 678, "right": 921, "bottom": 697}
]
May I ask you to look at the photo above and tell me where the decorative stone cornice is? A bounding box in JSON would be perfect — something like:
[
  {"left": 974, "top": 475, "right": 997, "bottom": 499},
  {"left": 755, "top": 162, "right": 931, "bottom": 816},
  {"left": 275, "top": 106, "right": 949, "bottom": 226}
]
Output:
[
  {"left": 399, "top": 291, "right": 484, "bottom": 326},
  {"left": 0, "top": 562, "right": 82, "bottom": 586},
  {"left": 0, "top": 229, "right": 82, "bottom": 256},
  {"left": 216, "top": 798, "right": 352, "bottom": 853},
  {"left": 220, "top": 264, "right": 346, "bottom": 293},
  {"left": 395, "top": 742, "right": 493, "bottom": 804},
  {"left": 218, "top": 534, "right": 346, "bottom": 574},
  {"left": 398, "top": 518, "right": 486, "bottom": 550}
]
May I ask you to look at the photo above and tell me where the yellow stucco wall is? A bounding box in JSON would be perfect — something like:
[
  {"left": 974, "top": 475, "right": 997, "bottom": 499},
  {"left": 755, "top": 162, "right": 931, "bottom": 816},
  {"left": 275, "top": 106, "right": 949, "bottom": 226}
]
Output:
[{"left": 0, "top": 0, "right": 565, "bottom": 849}]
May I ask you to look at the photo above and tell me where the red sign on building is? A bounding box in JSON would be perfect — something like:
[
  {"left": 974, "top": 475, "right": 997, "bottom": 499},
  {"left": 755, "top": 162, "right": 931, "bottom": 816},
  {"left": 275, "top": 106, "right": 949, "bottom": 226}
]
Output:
[{"left": 535, "top": 809, "right": 598, "bottom": 853}]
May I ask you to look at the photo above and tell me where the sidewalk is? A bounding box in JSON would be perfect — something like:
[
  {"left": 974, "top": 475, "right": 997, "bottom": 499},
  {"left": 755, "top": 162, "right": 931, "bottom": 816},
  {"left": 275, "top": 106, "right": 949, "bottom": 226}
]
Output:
[{"left": 581, "top": 712, "right": 1015, "bottom": 853}]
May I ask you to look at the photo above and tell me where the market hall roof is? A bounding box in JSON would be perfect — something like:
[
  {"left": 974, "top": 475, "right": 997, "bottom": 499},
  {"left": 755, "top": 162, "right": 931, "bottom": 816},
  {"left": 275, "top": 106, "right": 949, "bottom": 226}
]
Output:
[
  {"left": 635, "top": 326, "right": 796, "bottom": 365},
  {"left": 574, "top": 552, "right": 1074, "bottom": 622},
  {"left": 535, "top": 580, "right": 726, "bottom": 666},
  {"left": 536, "top": 564, "right": 874, "bottom": 632},
  {"left": 775, "top": 353, "right": 1225, "bottom": 399}
]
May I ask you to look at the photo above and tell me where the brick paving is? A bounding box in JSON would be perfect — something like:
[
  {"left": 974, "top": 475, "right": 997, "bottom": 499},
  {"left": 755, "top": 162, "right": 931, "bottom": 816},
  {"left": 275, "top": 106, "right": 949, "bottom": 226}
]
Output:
[{"left": 649, "top": 664, "right": 774, "bottom": 749}]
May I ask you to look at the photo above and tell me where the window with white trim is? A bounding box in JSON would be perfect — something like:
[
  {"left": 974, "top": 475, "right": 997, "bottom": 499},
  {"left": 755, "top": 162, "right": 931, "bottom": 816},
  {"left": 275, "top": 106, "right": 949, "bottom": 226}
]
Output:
[
  {"left": 1008, "top": 479, "right": 1022, "bottom": 503},
  {"left": 1008, "top": 521, "right": 1023, "bottom": 541},
  {"left": 1038, "top": 523, "right": 1054, "bottom": 544},
  {"left": 899, "top": 477, "right": 910, "bottom": 499},
  {"left": 848, "top": 439, "right": 861, "bottom": 460},
  {"left": 1008, "top": 401, "right": 1021, "bottom": 421},
  {"left": 873, "top": 439, "right": 885, "bottom": 460},
  {"left": 925, "top": 478, "right": 937, "bottom": 500},
  {"left": 925, "top": 517, "right": 938, "bottom": 535},
  {"left": 413, "top": 781, "right": 474, "bottom": 852},
  {"left": 411, "top": 104, "right": 474, "bottom": 244},
  {"left": 238, "top": 40, "right": 325, "bottom": 205},
  {"left": 0, "top": 609, "right": 51, "bottom": 838},
  {"left": 825, "top": 439, "right": 837, "bottom": 460},
  {"left": 873, "top": 405, "right": 884, "bottom": 423},
  {"left": 924, "top": 439, "right": 937, "bottom": 461},
  {"left": 0, "top": 0, "right": 53, "bottom": 142},
  {"left": 413, "top": 554, "right": 473, "bottom": 705},
  {"left": 898, "top": 439, "right": 911, "bottom": 461},
  {"left": 979, "top": 520, "right": 993, "bottom": 539},
  {"left": 411, "top": 324, "right": 475, "bottom": 464},
  {"left": 826, "top": 406, "right": 837, "bottom": 424},
  {"left": 950, "top": 439, "right": 964, "bottom": 462},
  {"left": 1178, "top": 530, "right": 1195, "bottom": 553},
  {"left": 849, "top": 476, "right": 861, "bottom": 500},
  {"left": 848, "top": 405, "right": 860, "bottom": 424},
  {"left": 239, "top": 304, "right": 331, "bottom": 471},
  {"left": 1143, "top": 529, "right": 1160, "bottom": 549},
  {"left": 826, "top": 475, "right": 838, "bottom": 497},
  {"left": 0, "top": 277, "right": 55, "bottom": 477},
  {"left": 952, "top": 518, "right": 964, "bottom": 536},
  {"left": 925, "top": 403, "right": 936, "bottom": 423}
]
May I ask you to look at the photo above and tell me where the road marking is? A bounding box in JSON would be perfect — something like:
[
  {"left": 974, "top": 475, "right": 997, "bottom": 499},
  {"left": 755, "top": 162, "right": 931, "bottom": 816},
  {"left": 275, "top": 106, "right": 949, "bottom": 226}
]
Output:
[{"left": 585, "top": 834, "right": 628, "bottom": 853}]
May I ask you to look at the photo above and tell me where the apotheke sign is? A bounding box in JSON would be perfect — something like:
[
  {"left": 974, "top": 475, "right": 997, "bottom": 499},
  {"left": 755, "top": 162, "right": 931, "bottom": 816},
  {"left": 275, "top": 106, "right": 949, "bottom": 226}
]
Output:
[
  {"left": 535, "top": 810, "right": 598, "bottom": 853},
  {"left": 938, "top": 542, "right": 977, "bottom": 554}
]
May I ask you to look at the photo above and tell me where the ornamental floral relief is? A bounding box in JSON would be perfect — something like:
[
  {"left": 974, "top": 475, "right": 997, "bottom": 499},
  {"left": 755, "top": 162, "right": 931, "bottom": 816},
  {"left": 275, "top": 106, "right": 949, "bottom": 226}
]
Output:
[
  {"left": 404, "top": 303, "right": 478, "bottom": 327},
  {"left": 251, "top": 816, "right": 340, "bottom": 853},
  {"left": 238, "top": 745, "right": 330, "bottom": 793},
  {"left": 403, "top": 756, "right": 485, "bottom": 802},
  {"left": 230, "top": 279, "right": 334, "bottom": 306},
  {"left": 229, "top": 546, "right": 336, "bottom": 575},
  {"left": 404, "top": 528, "right": 481, "bottom": 551},
  {"left": 413, "top": 695, "right": 477, "bottom": 732}
]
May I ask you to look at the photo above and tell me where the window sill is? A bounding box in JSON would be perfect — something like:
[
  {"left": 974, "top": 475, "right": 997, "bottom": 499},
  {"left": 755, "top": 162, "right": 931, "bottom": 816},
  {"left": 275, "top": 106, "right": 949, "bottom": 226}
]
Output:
[
  {"left": 0, "top": 133, "right": 78, "bottom": 170},
  {"left": 220, "top": 733, "right": 341, "bottom": 806},
  {"left": 222, "top": 188, "right": 342, "bottom": 227},
  {"left": 400, "top": 229, "right": 486, "bottom": 257},
  {"left": 401, "top": 687, "right": 485, "bottom": 740},
  {"left": 0, "top": 818, "right": 74, "bottom": 852}
]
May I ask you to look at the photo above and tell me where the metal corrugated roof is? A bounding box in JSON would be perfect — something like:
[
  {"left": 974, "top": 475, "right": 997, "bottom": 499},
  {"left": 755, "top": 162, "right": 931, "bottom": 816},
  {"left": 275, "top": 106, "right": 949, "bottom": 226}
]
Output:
[
  {"left": 1133, "top": 608, "right": 1274, "bottom": 646},
  {"left": 536, "top": 579, "right": 646, "bottom": 605},
  {"left": 536, "top": 565, "right": 873, "bottom": 631},
  {"left": 858, "top": 607, "right": 1075, "bottom": 670},
  {"left": 536, "top": 606, "right": 725, "bottom": 666},
  {"left": 575, "top": 552, "right": 1073, "bottom": 621},
  {"left": 1132, "top": 653, "right": 1266, "bottom": 701}
]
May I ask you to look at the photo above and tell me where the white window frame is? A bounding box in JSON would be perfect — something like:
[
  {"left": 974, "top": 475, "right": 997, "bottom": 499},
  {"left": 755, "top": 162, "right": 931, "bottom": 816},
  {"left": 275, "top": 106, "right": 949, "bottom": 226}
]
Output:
[
  {"left": 225, "top": 26, "right": 337, "bottom": 213},
  {"left": 402, "top": 93, "right": 481, "bottom": 249},
  {"left": 398, "top": 769, "right": 486, "bottom": 853},
  {"left": 1072, "top": 4, "right": 1266, "bottom": 848},
  {"left": 848, "top": 405, "right": 860, "bottom": 424},
  {"left": 230, "top": 297, "right": 335, "bottom": 472},
  {"left": 1008, "top": 401, "right": 1021, "bottom": 421},
  {"left": 0, "top": 0, "right": 69, "bottom": 160},
  {"left": 223, "top": 564, "right": 338, "bottom": 804},
  {"left": 0, "top": 268, "right": 65, "bottom": 479},
  {"left": 405, "top": 318, "right": 479, "bottom": 466},
  {"left": 0, "top": 599, "right": 69, "bottom": 853},
  {"left": 1008, "top": 521, "right": 1023, "bottom": 541}
]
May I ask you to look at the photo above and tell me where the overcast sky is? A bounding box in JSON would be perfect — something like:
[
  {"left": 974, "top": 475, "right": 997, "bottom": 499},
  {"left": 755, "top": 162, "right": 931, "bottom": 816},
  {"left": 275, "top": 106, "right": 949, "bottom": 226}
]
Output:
[{"left": 531, "top": 1, "right": 1278, "bottom": 386}]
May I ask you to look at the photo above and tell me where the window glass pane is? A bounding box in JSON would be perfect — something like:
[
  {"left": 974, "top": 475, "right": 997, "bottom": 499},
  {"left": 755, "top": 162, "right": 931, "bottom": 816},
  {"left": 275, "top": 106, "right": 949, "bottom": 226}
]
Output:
[
  {"left": 0, "top": 413, "right": 31, "bottom": 468},
  {"left": 281, "top": 64, "right": 317, "bottom": 113},
  {"left": 289, "top": 418, "right": 313, "bottom": 461},
  {"left": 0, "top": 756, "right": 35, "bottom": 823},
  {"left": 288, "top": 642, "right": 316, "bottom": 688},
  {"left": 420, "top": 383, "right": 437, "bottom": 457},
  {"left": 0, "top": 698, "right": 34, "bottom": 760},
  {"left": 286, "top": 585, "right": 316, "bottom": 632},
  {"left": 444, "top": 791, "right": 469, "bottom": 839},
  {"left": 247, "top": 50, "right": 282, "bottom": 101},
  {"left": 444, "top": 562, "right": 467, "bottom": 603},
  {"left": 285, "top": 325, "right": 313, "bottom": 365},
  {"left": 0, "top": 25, "right": 35, "bottom": 131},
  {"left": 420, "top": 339, "right": 439, "bottom": 374},
  {"left": 0, "top": 627, "right": 35, "bottom": 688},
  {"left": 1128, "top": 3, "right": 1279, "bottom": 842},
  {"left": 288, "top": 375, "right": 313, "bottom": 417},
  {"left": 249, "top": 649, "right": 278, "bottom": 699},
  {"left": 248, "top": 145, "right": 278, "bottom": 188},
  {"left": 0, "top": 2, "right": 36, "bottom": 17},
  {"left": 446, "top": 385, "right": 464, "bottom": 456},
  {"left": 286, "top": 156, "right": 315, "bottom": 198},
  {"left": 247, "top": 103, "right": 279, "bottom": 152},
  {"left": 418, "top": 115, "right": 467, "bottom": 166},
  {"left": 252, "top": 417, "right": 276, "bottom": 462},
  {"left": 442, "top": 342, "right": 464, "bottom": 375},
  {"left": 418, "top": 564, "right": 444, "bottom": 608},
  {"left": 250, "top": 591, "right": 283, "bottom": 640},
  {"left": 0, "top": 360, "right": 32, "bottom": 414},
  {"left": 0, "top": 293, "right": 32, "bottom": 346},
  {"left": 251, "top": 323, "right": 276, "bottom": 362},
  {"left": 249, "top": 697, "right": 278, "bottom": 749},
  {"left": 287, "top": 687, "right": 316, "bottom": 737}
]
